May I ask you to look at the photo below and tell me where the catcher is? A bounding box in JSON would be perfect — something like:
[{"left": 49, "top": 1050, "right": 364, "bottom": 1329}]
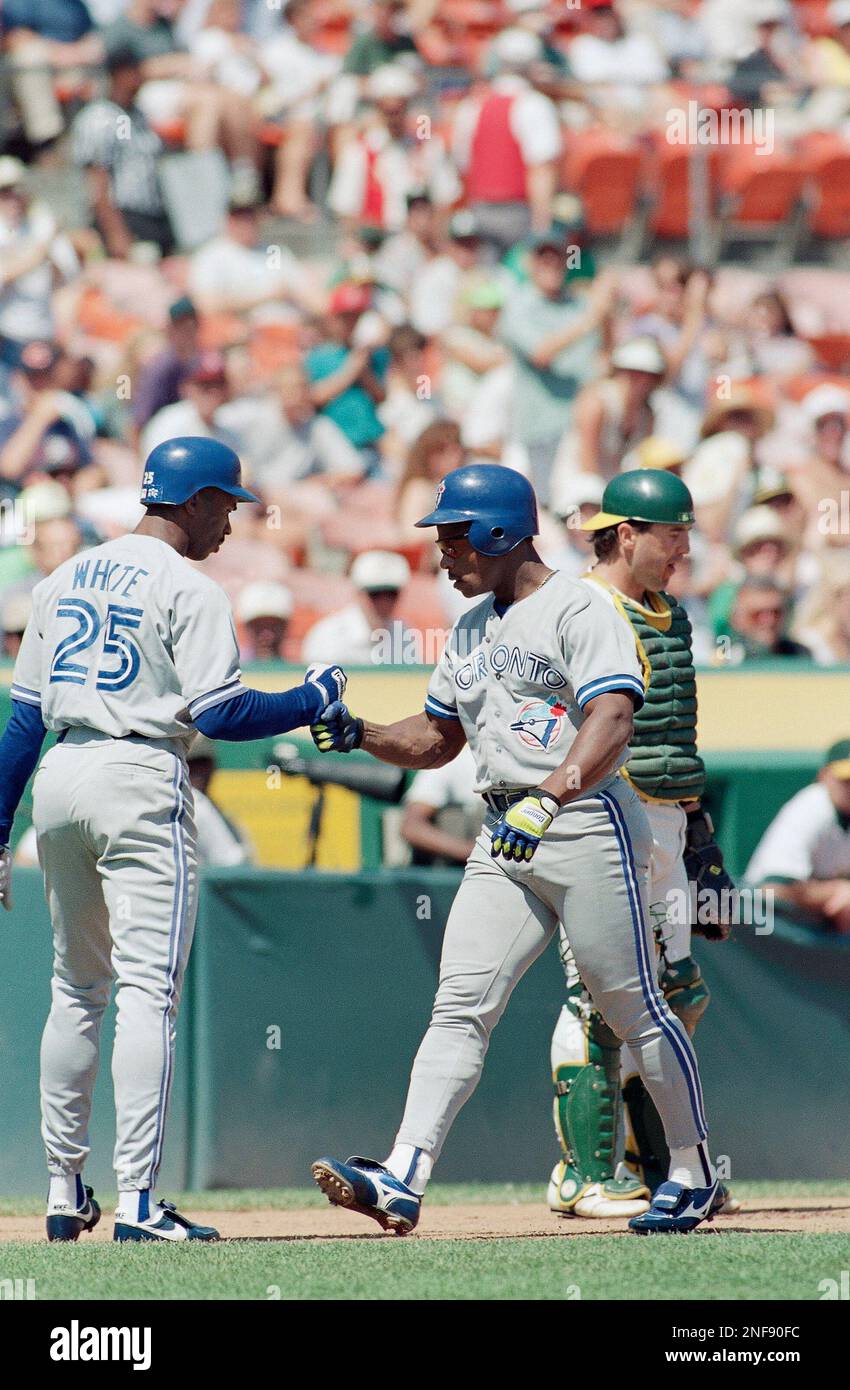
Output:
[{"left": 547, "top": 468, "right": 738, "bottom": 1219}]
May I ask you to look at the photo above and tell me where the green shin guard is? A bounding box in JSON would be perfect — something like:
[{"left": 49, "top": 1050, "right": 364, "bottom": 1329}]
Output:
[{"left": 551, "top": 987, "right": 648, "bottom": 1210}]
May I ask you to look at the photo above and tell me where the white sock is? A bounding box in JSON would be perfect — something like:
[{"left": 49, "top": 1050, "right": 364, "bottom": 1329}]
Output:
[
  {"left": 48, "top": 1174, "right": 83, "bottom": 1210},
  {"left": 117, "top": 1189, "right": 156, "bottom": 1223},
  {"left": 384, "top": 1144, "right": 433, "bottom": 1196},
  {"left": 669, "top": 1144, "right": 715, "bottom": 1190}
]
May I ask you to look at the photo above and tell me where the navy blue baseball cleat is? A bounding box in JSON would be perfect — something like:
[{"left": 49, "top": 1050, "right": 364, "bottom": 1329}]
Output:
[
  {"left": 311, "top": 1155, "right": 421, "bottom": 1235},
  {"left": 113, "top": 1199, "right": 220, "bottom": 1243},
  {"left": 46, "top": 1186, "right": 101, "bottom": 1243},
  {"left": 628, "top": 1179, "right": 718, "bottom": 1234}
]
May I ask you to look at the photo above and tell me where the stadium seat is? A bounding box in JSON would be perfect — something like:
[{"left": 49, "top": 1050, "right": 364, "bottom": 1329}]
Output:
[
  {"left": 643, "top": 139, "right": 716, "bottom": 243},
  {"left": 798, "top": 133, "right": 850, "bottom": 240},
  {"left": 711, "top": 145, "right": 806, "bottom": 262},
  {"left": 319, "top": 513, "right": 432, "bottom": 570},
  {"left": 560, "top": 129, "right": 644, "bottom": 240}
]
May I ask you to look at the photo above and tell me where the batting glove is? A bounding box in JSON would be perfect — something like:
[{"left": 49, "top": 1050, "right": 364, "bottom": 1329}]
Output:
[
  {"left": 305, "top": 663, "right": 347, "bottom": 711},
  {"left": 491, "top": 790, "right": 560, "bottom": 864},
  {"left": 311, "top": 700, "right": 364, "bottom": 754},
  {"left": 0, "top": 846, "right": 12, "bottom": 912}
]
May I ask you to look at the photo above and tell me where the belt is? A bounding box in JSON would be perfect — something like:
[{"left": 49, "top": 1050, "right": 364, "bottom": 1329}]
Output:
[
  {"left": 59, "top": 727, "right": 188, "bottom": 759},
  {"left": 482, "top": 788, "right": 532, "bottom": 816}
]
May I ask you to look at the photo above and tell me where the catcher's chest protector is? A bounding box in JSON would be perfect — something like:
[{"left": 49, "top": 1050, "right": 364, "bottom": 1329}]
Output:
[{"left": 620, "top": 593, "right": 706, "bottom": 803}]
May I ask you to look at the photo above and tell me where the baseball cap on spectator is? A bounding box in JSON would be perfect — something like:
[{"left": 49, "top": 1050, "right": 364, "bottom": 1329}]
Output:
[
  {"left": 351, "top": 550, "right": 411, "bottom": 593},
  {"left": 700, "top": 388, "right": 774, "bottom": 438},
  {"left": 800, "top": 383, "right": 850, "bottom": 424},
  {"left": 829, "top": 0, "right": 850, "bottom": 28},
  {"left": 236, "top": 582, "right": 294, "bottom": 624},
  {"left": 1, "top": 591, "right": 33, "bottom": 637},
  {"left": 367, "top": 65, "right": 418, "bottom": 102},
  {"left": 169, "top": 296, "right": 198, "bottom": 324},
  {"left": 823, "top": 738, "right": 850, "bottom": 777},
  {"left": 753, "top": 466, "right": 794, "bottom": 504},
  {"left": 328, "top": 283, "right": 372, "bottom": 316},
  {"left": 0, "top": 156, "right": 27, "bottom": 191},
  {"left": 752, "top": 0, "right": 789, "bottom": 23},
  {"left": 490, "top": 26, "right": 544, "bottom": 67},
  {"left": 36, "top": 428, "right": 92, "bottom": 475},
  {"left": 550, "top": 473, "right": 605, "bottom": 520},
  {"left": 630, "top": 437, "right": 687, "bottom": 471},
  {"left": 733, "top": 506, "right": 790, "bottom": 557},
  {"left": 187, "top": 352, "right": 228, "bottom": 385},
  {"left": 611, "top": 338, "right": 667, "bottom": 376},
  {"left": 528, "top": 223, "right": 572, "bottom": 254},
  {"left": 461, "top": 279, "right": 508, "bottom": 311},
  {"left": 19, "top": 341, "right": 60, "bottom": 377},
  {"left": 448, "top": 211, "right": 482, "bottom": 244},
  {"left": 18, "top": 480, "right": 73, "bottom": 523},
  {"left": 105, "top": 44, "right": 142, "bottom": 75}
]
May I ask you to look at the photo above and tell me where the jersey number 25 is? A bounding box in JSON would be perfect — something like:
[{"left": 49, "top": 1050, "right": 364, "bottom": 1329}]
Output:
[{"left": 49, "top": 598, "right": 143, "bottom": 692}]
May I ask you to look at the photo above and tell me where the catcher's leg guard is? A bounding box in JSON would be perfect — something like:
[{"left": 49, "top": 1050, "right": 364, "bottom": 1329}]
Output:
[
  {"left": 622, "top": 955, "right": 710, "bottom": 1194},
  {"left": 548, "top": 985, "right": 650, "bottom": 1217}
]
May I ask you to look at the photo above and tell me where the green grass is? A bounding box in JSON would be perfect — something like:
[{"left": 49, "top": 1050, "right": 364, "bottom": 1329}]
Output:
[
  {"left": 0, "top": 1234, "right": 846, "bottom": 1301},
  {"left": 1, "top": 1183, "right": 846, "bottom": 1300}
]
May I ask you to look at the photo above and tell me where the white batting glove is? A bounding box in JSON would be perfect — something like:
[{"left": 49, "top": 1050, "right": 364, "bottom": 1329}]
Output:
[
  {"left": 305, "top": 663, "right": 348, "bottom": 710},
  {"left": 0, "top": 846, "right": 12, "bottom": 912}
]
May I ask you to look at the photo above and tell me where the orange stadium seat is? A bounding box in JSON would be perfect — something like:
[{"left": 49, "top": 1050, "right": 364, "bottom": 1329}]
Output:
[
  {"left": 713, "top": 144, "right": 806, "bottom": 258},
  {"left": 560, "top": 129, "right": 644, "bottom": 237},
  {"left": 798, "top": 133, "right": 850, "bottom": 239},
  {"left": 644, "top": 140, "right": 713, "bottom": 242},
  {"left": 395, "top": 573, "right": 450, "bottom": 639}
]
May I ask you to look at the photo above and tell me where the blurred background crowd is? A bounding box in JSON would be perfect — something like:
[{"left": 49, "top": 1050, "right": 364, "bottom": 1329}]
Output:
[{"left": 3, "top": 0, "right": 850, "bottom": 677}]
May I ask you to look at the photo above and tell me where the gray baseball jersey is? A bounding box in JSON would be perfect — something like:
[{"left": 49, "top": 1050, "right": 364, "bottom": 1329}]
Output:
[
  {"left": 392, "top": 571, "right": 709, "bottom": 1175},
  {"left": 12, "top": 534, "right": 244, "bottom": 745},
  {"left": 16, "top": 534, "right": 247, "bottom": 1193},
  {"left": 424, "top": 570, "right": 645, "bottom": 793}
]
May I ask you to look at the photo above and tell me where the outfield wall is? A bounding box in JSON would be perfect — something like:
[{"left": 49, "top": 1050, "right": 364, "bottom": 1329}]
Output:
[{"left": 2, "top": 867, "right": 849, "bottom": 1195}]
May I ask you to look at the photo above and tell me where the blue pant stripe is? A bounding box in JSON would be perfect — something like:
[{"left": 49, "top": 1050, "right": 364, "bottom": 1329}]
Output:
[
  {"left": 150, "top": 758, "right": 189, "bottom": 1186},
  {"left": 598, "top": 789, "right": 708, "bottom": 1140},
  {"left": 402, "top": 1147, "right": 422, "bottom": 1187}
]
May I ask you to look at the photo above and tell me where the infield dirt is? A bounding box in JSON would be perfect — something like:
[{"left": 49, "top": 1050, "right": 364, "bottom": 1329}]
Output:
[{"left": 1, "top": 1195, "right": 848, "bottom": 1242}]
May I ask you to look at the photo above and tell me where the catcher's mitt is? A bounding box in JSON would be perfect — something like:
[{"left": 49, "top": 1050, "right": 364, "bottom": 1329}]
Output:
[{"left": 684, "top": 808, "right": 736, "bottom": 941}]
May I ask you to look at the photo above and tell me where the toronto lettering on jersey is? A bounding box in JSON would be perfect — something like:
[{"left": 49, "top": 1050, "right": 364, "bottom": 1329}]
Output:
[
  {"left": 454, "top": 646, "right": 568, "bottom": 692},
  {"left": 71, "top": 558, "right": 150, "bottom": 599}
]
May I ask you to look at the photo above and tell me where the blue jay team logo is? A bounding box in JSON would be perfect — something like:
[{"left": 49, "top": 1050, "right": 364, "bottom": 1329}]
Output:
[
  {"left": 510, "top": 696, "right": 569, "bottom": 750},
  {"left": 434, "top": 480, "right": 446, "bottom": 507}
]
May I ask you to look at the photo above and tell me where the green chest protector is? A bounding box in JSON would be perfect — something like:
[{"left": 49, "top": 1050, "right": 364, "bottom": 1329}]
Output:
[{"left": 615, "top": 589, "right": 705, "bottom": 804}]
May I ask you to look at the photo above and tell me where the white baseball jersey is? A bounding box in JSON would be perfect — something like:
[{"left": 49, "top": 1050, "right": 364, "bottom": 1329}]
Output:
[
  {"left": 11, "top": 534, "right": 244, "bottom": 746},
  {"left": 424, "top": 571, "right": 645, "bottom": 794},
  {"left": 746, "top": 782, "right": 850, "bottom": 884}
]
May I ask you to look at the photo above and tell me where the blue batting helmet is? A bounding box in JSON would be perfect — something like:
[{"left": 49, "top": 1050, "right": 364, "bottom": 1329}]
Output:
[
  {"left": 140, "top": 436, "right": 260, "bottom": 507},
  {"left": 415, "top": 464, "right": 538, "bottom": 556}
]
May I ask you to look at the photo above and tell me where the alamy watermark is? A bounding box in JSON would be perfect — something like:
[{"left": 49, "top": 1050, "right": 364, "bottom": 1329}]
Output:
[{"left": 666, "top": 101, "right": 775, "bottom": 156}]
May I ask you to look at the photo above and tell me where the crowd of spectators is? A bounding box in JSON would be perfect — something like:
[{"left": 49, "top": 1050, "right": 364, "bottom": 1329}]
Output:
[{"left": 3, "top": 0, "right": 850, "bottom": 671}]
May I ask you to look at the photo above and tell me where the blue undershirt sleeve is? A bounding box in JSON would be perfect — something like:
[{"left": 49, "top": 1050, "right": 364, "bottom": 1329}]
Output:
[
  {"left": 0, "top": 699, "right": 47, "bottom": 846},
  {"left": 193, "top": 683, "right": 325, "bottom": 741}
]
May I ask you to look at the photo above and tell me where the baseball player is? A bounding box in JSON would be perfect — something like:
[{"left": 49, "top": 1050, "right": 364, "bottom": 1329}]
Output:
[
  {"left": 0, "top": 437, "right": 347, "bottom": 1243},
  {"left": 545, "top": 470, "right": 737, "bottom": 1221},
  {"left": 309, "top": 464, "right": 718, "bottom": 1236}
]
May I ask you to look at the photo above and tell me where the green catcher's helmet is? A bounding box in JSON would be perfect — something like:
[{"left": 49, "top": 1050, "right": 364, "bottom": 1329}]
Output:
[{"left": 581, "top": 468, "right": 695, "bottom": 531}]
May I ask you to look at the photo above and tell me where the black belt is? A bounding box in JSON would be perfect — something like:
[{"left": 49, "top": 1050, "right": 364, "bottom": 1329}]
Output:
[{"left": 482, "top": 788, "right": 532, "bottom": 816}]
